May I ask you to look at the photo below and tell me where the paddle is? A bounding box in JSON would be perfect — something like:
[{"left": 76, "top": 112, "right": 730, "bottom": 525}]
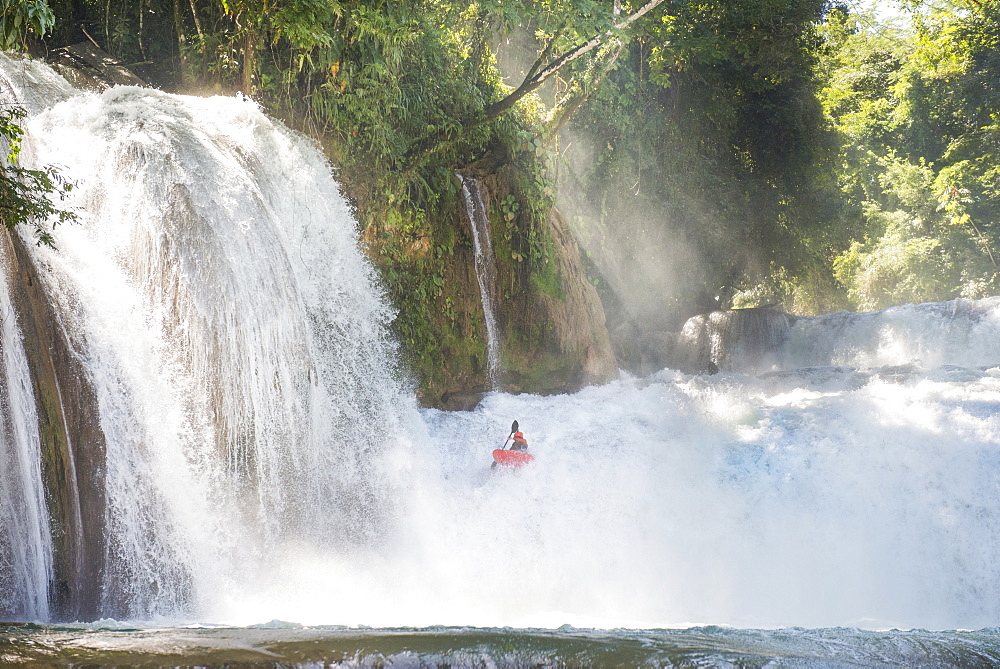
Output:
[
  {"left": 491, "top": 420, "right": 518, "bottom": 469},
  {"left": 505, "top": 420, "right": 518, "bottom": 449}
]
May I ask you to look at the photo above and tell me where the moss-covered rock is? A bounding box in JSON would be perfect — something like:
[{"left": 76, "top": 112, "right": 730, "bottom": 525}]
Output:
[{"left": 355, "top": 163, "right": 617, "bottom": 409}]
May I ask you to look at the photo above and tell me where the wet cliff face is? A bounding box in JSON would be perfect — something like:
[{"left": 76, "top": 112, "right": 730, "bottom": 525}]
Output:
[
  {"left": 500, "top": 207, "right": 618, "bottom": 395},
  {"left": 392, "top": 171, "right": 618, "bottom": 410},
  {"left": 1, "top": 230, "right": 107, "bottom": 622}
]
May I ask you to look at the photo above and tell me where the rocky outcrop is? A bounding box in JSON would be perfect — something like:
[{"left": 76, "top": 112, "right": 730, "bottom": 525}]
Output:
[
  {"left": 1, "top": 230, "right": 107, "bottom": 621},
  {"left": 49, "top": 43, "right": 146, "bottom": 92},
  {"left": 409, "top": 173, "right": 618, "bottom": 409},
  {"left": 502, "top": 207, "right": 618, "bottom": 393},
  {"left": 664, "top": 305, "right": 795, "bottom": 375},
  {"left": 456, "top": 171, "right": 618, "bottom": 402}
]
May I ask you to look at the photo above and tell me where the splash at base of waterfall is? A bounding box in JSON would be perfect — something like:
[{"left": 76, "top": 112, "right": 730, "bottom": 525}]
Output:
[{"left": 199, "top": 360, "right": 1000, "bottom": 632}]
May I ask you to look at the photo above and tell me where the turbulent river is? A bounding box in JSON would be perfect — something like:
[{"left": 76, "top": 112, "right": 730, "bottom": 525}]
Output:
[{"left": 2, "top": 52, "right": 1000, "bottom": 666}]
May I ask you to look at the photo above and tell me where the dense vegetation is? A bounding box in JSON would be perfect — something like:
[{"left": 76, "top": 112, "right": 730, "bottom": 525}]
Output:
[
  {"left": 558, "top": 0, "right": 1000, "bottom": 344},
  {"left": 819, "top": 3, "right": 1000, "bottom": 310},
  {"left": 2, "top": 0, "right": 999, "bottom": 386},
  {"left": 557, "top": 0, "right": 842, "bottom": 338}
]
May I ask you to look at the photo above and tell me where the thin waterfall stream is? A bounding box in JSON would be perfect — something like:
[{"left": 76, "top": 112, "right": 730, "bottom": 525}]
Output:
[
  {"left": 0, "top": 265, "right": 52, "bottom": 622},
  {"left": 458, "top": 175, "right": 501, "bottom": 388}
]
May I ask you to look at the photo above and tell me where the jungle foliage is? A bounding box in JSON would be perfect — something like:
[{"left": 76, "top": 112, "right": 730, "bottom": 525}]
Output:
[
  {"left": 0, "top": 106, "right": 76, "bottom": 246},
  {"left": 558, "top": 0, "right": 844, "bottom": 333},
  {"left": 4, "top": 0, "right": 1000, "bottom": 383},
  {"left": 0, "top": 0, "right": 54, "bottom": 51},
  {"left": 819, "top": 2, "right": 1000, "bottom": 310},
  {"left": 553, "top": 0, "right": 1000, "bottom": 338}
]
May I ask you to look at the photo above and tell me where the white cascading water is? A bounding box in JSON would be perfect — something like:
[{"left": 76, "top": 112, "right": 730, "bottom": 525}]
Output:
[
  {"left": 458, "top": 175, "right": 501, "bottom": 388},
  {"left": 2, "top": 52, "right": 1000, "bottom": 631},
  {"left": 776, "top": 298, "right": 1000, "bottom": 370},
  {"left": 677, "top": 299, "right": 1000, "bottom": 374},
  {"left": 1, "top": 52, "right": 419, "bottom": 620},
  {"left": 0, "top": 254, "right": 52, "bottom": 621}
]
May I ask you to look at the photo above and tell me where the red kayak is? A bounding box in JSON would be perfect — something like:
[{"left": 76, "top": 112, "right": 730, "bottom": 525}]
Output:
[{"left": 493, "top": 449, "right": 534, "bottom": 467}]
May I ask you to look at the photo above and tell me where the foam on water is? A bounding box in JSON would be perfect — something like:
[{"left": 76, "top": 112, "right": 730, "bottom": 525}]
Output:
[
  {"left": 5, "top": 623, "right": 1000, "bottom": 666},
  {"left": 776, "top": 298, "right": 1000, "bottom": 370},
  {"left": 221, "top": 364, "right": 1000, "bottom": 631}
]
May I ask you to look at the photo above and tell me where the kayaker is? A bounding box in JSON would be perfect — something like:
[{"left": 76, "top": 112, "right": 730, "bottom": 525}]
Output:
[
  {"left": 509, "top": 426, "right": 528, "bottom": 451},
  {"left": 492, "top": 420, "right": 534, "bottom": 469}
]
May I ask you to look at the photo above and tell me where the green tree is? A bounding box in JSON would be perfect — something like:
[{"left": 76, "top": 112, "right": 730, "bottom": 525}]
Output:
[
  {"left": 557, "top": 0, "right": 841, "bottom": 331},
  {"left": 399, "top": 0, "right": 667, "bottom": 170},
  {"left": 1, "top": 106, "right": 77, "bottom": 246},
  {"left": 0, "top": 0, "right": 55, "bottom": 50},
  {"left": 821, "top": 1, "right": 1000, "bottom": 309},
  {"left": 1, "top": 1, "right": 76, "bottom": 246}
]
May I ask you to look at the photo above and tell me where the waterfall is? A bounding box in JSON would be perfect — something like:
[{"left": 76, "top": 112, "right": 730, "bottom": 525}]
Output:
[
  {"left": 676, "top": 307, "right": 793, "bottom": 374},
  {"left": 1, "top": 52, "right": 418, "bottom": 620},
  {"left": 0, "top": 250, "right": 52, "bottom": 622},
  {"left": 776, "top": 297, "right": 1000, "bottom": 370},
  {"left": 677, "top": 298, "right": 1000, "bottom": 374},
  {"left": 458, "top": 175, "right": 501, "bottom": 388}
]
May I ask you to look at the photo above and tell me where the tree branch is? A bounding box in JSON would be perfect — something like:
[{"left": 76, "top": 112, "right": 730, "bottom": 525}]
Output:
[
  {"left": 523, "top": 19, "right": 568, "bottom": 84},
  {"left": 481, "top": 0, "right": 665, "bottom": 122},
  {"left": 543, "top": 40, "right": 625, "bottom": 145},
  {"left": 400, "top": 0, "right": 667, "bottom": 173}
]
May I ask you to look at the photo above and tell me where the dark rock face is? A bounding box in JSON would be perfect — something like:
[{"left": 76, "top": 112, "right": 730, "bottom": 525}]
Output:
[
  {"left": 524, "top": 208, "right": 618, "bottom": 390},
  {"left": 1, "top": 230, "right": 107, "bottom": 622},
  {"left": 473, "top": 171, "right": 617, "bottom": 396},
  {"left": 412, "top": 174, "right": 619, "bottom": 409},
  {"left": 49, "top": 43, "right": 146, "bottom": 92},
  {"left": 670, "top": 306, "right": 794, "bottom": 375},
  {"left": 440, "top": 390, "right": 486, "bottom": 412}
]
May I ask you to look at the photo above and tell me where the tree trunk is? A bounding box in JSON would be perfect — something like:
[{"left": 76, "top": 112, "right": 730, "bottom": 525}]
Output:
[
  {"left": 242, "top": 27, "right": 257, "bottom": 95},
  {"left": 188, "top": 0, "right": 204, "bottom": 38},
  {"left": 172, "top": 0, "right": 191, "bottom": 88}
]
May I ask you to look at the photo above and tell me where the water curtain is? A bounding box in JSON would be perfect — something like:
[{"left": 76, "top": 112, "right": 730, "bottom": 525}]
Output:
[
  {"left": 458, "top": 175, "right": 502, "bottom": 389},
  {"left": 0, "top": 52, "right": 415, "bottom": 620}
]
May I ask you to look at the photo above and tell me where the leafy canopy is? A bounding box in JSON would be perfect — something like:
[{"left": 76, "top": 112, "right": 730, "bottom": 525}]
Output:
[
  {"left": 820, "top": 1, "right": 1000, "bottom": 309},
  {"left": 0, "top": 0, "right": 55, "bottom": 50}
]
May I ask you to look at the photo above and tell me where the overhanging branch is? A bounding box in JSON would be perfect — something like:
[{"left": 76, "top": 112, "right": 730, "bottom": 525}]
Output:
[{"left": 400, "top": 0, "right": 667, "bottom": 173}]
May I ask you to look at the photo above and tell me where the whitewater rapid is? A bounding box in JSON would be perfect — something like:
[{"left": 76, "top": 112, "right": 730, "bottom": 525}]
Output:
[
  {"left": 219, "top": 361, "right": 999, "bottom": 632},
  {"left": 2, "top": 52, "right": 1000, "bottom": 632}
]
